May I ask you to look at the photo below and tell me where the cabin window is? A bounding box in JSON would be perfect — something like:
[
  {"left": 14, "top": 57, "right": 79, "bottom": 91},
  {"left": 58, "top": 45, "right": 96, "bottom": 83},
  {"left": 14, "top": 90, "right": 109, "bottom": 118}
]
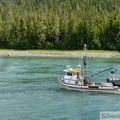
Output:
[{"left": 67, "top": 72, "right": 72, "bottom": 76}]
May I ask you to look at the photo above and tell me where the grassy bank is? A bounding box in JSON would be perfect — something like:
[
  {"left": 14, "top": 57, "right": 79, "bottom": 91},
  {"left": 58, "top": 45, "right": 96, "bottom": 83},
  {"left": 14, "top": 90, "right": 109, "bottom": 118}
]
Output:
[
  {"left": 0, "top": 49, "right": 118, "bottom": 53},
  {"left": 0, "top": 49, "right": 119, "bottom": 58}
]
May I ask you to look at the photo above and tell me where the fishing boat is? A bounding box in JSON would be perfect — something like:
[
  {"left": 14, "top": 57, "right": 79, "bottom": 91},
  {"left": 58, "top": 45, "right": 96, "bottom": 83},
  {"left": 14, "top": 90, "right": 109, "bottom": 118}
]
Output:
[{"left": 58, "top": 44, "right": 120, "bottom": 94}]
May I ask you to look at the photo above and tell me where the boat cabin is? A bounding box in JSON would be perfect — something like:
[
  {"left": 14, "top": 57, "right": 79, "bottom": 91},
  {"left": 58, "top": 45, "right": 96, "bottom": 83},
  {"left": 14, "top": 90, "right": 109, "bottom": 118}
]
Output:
[{"left": 63, "top": 68, "right": 81, "bottom": 80}]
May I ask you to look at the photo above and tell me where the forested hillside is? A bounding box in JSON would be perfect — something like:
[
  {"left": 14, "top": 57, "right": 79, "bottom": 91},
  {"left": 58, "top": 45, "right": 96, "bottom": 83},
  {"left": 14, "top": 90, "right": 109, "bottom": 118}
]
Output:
[{"left": 0, "top": 0, "right": 120, "bottom": 51}]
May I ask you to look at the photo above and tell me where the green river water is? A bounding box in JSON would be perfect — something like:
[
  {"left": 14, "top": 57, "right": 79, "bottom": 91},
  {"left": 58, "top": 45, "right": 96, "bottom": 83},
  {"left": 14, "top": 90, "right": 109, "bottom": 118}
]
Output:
[{"left": 0, "top": 56, "right": 120, "bottom": 120}]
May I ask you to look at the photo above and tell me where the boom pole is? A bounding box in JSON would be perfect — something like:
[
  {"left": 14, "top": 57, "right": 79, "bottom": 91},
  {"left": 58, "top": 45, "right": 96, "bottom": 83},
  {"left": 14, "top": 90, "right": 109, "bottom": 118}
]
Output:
[{"left": 88, "top": 67, "right": 118, "bottom": 78}]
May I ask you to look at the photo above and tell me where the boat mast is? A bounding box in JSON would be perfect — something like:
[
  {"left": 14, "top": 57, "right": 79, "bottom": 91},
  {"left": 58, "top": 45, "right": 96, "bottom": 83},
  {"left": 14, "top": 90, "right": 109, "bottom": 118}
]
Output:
[{"left": 83, "top": 44, "right": 87, "bottom": 78}]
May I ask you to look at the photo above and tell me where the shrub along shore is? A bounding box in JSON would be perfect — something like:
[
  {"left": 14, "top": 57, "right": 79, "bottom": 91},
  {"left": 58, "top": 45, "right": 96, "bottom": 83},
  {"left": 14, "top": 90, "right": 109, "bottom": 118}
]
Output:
[{"left": 0, "top": 50, "right": 119, "bottom": 58}]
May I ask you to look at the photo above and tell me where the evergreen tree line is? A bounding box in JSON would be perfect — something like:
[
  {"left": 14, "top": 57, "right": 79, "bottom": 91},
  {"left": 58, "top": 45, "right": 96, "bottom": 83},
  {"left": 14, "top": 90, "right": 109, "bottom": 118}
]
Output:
[{"left": 0, "top": 0, "right": 120, "bottom": 51}]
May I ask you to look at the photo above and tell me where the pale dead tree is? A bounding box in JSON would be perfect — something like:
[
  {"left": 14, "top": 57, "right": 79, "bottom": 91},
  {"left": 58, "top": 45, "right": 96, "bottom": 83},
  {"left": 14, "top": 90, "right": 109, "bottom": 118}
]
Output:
[{"left": 55, "top": 13, "right": 60, "bottom": 46}]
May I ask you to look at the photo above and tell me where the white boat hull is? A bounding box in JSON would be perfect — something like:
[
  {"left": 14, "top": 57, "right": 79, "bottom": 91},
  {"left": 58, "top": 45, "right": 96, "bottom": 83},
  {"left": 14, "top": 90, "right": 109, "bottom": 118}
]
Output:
[{"left": 59, "top": 79, "right": 120, "bottom": 94}]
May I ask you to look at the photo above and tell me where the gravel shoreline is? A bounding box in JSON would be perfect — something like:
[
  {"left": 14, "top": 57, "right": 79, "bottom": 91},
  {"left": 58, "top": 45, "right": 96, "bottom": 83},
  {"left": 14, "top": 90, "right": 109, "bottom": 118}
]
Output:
[{"left": 0, "top": 51, "right": 120, "bottom": 58}]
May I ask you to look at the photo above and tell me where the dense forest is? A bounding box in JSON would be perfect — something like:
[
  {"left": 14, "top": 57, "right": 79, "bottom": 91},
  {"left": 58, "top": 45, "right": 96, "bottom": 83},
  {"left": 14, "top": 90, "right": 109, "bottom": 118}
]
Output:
[{"left": 0, "top": 0, "right": 120, "bottom": 51}]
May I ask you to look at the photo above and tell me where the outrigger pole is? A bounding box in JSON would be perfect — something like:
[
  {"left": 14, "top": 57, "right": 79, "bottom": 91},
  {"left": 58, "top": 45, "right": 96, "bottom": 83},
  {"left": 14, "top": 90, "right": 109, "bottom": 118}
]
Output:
[
  {"left": 88, "top": 67, "right": 118, "bottom": 78},
  {"left": 82, "top": 44, "right": 118, "bottom": 79}
]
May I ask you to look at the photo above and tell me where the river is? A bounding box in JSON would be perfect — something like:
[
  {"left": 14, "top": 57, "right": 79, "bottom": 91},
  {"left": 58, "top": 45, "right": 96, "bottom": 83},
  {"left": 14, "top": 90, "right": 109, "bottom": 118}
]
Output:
[{"left": 0, "top": 56, "right": 120, "bottom": 120}]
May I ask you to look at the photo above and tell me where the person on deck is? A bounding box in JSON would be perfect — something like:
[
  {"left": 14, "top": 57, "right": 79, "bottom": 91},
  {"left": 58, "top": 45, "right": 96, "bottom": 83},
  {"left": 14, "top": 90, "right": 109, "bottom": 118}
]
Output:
[
  {"left": 77, "top": 72, "right": 80, "bottom": 80},
  {"left": 84, "top": 77, "right": 89, "bottom": 86}
]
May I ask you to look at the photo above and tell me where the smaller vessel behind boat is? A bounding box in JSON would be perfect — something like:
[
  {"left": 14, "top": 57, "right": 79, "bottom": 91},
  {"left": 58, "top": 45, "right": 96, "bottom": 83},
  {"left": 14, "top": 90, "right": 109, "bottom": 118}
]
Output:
[{"left": 58, "top": 44, "right": 120, "bottom": 94}]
